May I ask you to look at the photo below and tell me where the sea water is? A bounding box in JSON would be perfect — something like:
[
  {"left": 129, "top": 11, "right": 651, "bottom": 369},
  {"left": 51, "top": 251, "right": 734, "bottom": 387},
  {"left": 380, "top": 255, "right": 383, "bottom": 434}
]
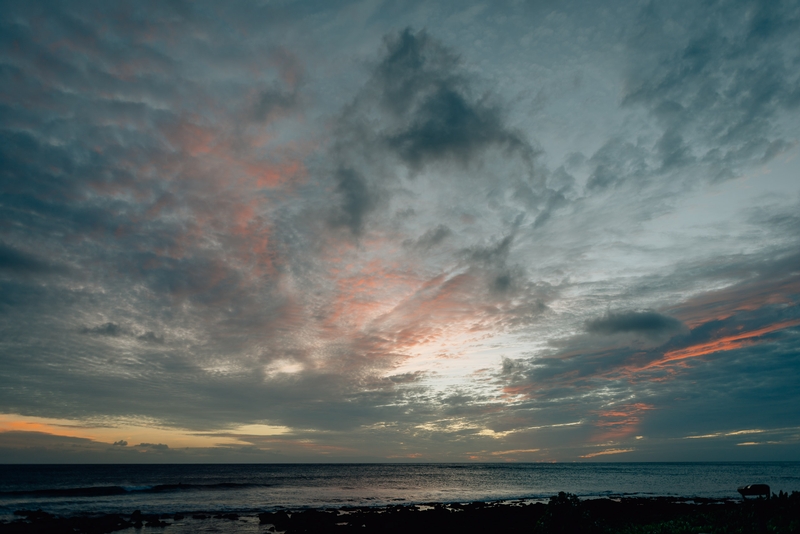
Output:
[{"left": 1, "top": 463, "right": 799, "bottom": 521}]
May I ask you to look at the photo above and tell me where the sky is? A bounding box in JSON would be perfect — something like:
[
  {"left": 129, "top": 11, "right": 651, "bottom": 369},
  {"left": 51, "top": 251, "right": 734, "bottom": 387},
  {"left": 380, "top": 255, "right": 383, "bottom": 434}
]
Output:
[{"left": 1, "top": 0, "right": 799, "bottom": 463}]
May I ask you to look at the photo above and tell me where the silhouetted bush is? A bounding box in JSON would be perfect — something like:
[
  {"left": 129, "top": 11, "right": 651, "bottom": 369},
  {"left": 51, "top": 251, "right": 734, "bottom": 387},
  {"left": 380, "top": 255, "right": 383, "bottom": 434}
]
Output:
[{"left": 535, "top": 492, "right": 600, "bottom": 534}]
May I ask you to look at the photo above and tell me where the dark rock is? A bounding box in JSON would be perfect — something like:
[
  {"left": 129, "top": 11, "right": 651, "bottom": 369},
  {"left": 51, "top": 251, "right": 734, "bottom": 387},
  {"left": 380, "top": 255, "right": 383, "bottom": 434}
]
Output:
[
  {"left": 259, "top": 510, "right": 291, "bottom": 529},
  {"left": 3, "top": 495, "right": 799, "bottom": 534},
  {"left": 13, "top": 510, "right": 53, "bottom": 521}
]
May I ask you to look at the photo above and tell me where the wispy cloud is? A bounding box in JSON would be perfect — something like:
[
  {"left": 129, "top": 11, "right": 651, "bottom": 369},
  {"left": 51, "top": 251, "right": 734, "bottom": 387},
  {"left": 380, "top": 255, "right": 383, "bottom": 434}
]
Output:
[{"left": 580, "top": 448, "right": 635, "bottom": 459}]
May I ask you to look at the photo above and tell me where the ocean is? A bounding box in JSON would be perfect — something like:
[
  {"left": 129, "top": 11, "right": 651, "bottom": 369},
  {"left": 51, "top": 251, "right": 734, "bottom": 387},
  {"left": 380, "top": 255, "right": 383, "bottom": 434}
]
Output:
[{"left": 1, "top": 463, "right": 799, "bottom": 528}]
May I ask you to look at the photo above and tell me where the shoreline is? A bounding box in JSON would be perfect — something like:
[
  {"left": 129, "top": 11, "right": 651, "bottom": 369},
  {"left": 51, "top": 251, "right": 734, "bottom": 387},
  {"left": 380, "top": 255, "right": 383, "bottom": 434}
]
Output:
[{"left": 2, "top": 493, "right": 799, "bottom": 533}]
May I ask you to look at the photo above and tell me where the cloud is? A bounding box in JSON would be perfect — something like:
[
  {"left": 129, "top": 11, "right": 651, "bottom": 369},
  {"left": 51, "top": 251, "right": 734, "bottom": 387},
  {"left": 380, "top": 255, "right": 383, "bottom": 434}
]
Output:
[
  {"left": 254, "top": 87, "right": 299, "bottom": 122},
  {"left": 665, "top": 251, "right": 800, "bottom": 328},
  {"left": 327, "top": 167, "right": 378, "bottom": 236},
  {"left": 619, "top": 0, "right": 800, "bottom": 181},
  {"left": 586, "top": 310, "right": 685, "bottom": 337},
  {"left": 1, "top": 1, "right": 799, "bottom": 462},
  {"left": 646, "top": 318, "right": 800, "bottom": 369},
  {"left": 493, "top": 238, "right": 800, "bottom": 450},
  {"left": 252, "top": 48, "right": 304, "bottom": 122},
  {"left": 0, "top": 242, "right": 64, "bottom": 276},
  {"left": 376, "top": 28, "right": 534, "bottom": 171},
  {"left": 81, "top": 323, "right": 126, "bottom": 337},
  {"left": 79, "top": 322, "right": 164, "bottom": 344},
  {"left": 585, "top": 138, "right": 649, "bottom": 191},
  {"left": 137, "top": 331, "right": 164, "bottom": 344},
  {"left": 580, "top": 448, "right": 635, "bottom": 459},
  {"left": 405, "top": 224, "right": 452, "bottom": 250},
  {"left": 135, "top": 442, "right": 169, "bottom": 451}
]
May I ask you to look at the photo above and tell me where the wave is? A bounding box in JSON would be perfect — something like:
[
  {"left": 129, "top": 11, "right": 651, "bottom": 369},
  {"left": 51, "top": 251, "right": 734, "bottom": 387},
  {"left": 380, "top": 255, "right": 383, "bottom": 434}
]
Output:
[{"left": 0, "top": 482, "right": 265, "bottom": 499}]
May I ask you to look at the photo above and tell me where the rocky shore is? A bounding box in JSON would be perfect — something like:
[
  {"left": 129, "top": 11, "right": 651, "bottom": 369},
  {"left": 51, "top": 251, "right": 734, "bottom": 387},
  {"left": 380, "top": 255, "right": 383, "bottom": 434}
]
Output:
[{"left": 2, "top": 492, "right": 799, "bottom": 533}]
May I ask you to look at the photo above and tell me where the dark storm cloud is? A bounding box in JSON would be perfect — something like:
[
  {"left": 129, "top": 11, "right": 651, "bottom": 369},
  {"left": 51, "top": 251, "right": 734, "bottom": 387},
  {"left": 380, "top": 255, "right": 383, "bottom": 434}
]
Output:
[
  {"left": 586, "top": 310, "right": 684, "bottom": 336},
  {"left": 330, "top": 27, "right": 539, "bottom": 191},
  {"left": 384, "top": 84, "right": 524, "bottom": 170},
  {"left": 376, "top": 29, "right": 534, "bottom": 170}
]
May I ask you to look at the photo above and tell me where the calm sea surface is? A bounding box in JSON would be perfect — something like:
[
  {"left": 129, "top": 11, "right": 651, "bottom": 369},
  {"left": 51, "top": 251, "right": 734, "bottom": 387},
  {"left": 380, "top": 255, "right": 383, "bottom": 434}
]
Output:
[{"left": 1, "top": 463, "right": 799, "bottom": 521}]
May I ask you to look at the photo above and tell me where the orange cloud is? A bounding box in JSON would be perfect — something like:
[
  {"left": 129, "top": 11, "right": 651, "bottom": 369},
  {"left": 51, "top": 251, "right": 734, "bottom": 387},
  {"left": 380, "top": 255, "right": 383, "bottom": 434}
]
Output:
[
  {"left": 0, "top": 415, "right": 232, "bottom": 448},
  {"left": 320, "top": 243, "right": 420, "bottom": 336},
  {"left": 668, "top": 273, "right": 800, "bottom": 329},
  {"left": 645, "top": 318, "right": 800, "bottom": 369},
  {"left": 248, "top": 159, "right": 305, "bottom": 188},
  {"left": 501, "top": 385, "right": 532, "bottom": 398},
  {"left": 387, "top": 452, "right": 424, "bottom": 459},
  {"left": 213, "top": 433, "right": 356, "bottom": 454},
  {"left": 592, "top": 403, "right": 653, "bottom": 442},
  {"left": 0, "top": 420, "right": 79, "bottom": 437},
  {"left": 490, "top": 448, "right": 540, "bottom": 455},
  {"left": 580, "top": 448, "right": 634, "bottom": 458}
]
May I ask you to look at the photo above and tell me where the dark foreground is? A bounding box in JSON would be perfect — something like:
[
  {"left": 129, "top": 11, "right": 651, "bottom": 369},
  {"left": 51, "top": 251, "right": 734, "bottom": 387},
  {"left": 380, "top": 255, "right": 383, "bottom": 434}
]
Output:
[{"left": 2, "top": 492, "right": 799, "bottom": 533}]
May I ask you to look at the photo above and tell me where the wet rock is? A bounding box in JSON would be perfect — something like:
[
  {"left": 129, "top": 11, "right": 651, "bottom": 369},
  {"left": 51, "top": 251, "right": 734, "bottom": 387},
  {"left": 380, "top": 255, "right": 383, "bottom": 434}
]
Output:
[
  {"left": 13, "top": 510, "right": 53, "bottom": 521},
  {"left": 3, "top": 513, "right": 133, "bottom": 534},
  {"left": 259, "top": 510, "right": 291, "bottom": 529}
]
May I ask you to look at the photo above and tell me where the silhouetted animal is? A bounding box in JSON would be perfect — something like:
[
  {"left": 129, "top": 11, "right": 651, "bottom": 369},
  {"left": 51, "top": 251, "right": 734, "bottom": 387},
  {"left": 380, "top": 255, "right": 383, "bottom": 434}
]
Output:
[{"left": 737, "top": 484, "right": 769, "bottom": 499}]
